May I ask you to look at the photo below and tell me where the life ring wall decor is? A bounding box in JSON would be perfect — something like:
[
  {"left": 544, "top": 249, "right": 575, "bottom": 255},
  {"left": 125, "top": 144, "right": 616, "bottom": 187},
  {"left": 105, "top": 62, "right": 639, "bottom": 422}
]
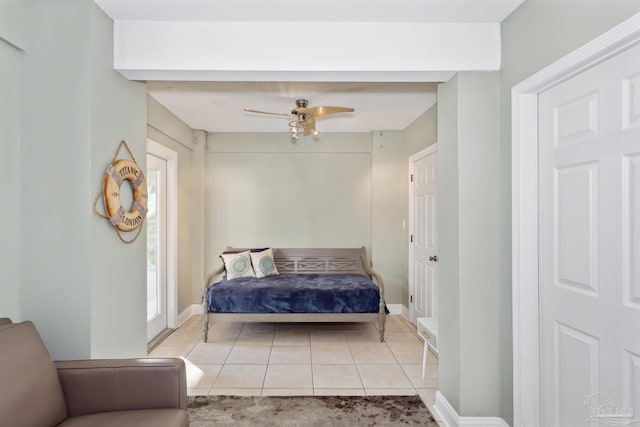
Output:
[
  {"left": 103, "top": 159, "right": 148, "bottom": 231},
  {"left": 94, "top": 140, "right": 148, "bottom": 244}
]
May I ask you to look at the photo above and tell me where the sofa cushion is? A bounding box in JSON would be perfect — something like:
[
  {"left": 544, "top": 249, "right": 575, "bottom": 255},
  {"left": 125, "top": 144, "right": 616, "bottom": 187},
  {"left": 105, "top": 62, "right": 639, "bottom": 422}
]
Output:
[
  {"left": 0, "top": 321, "right": 67, "bottom": 427},
  {"left": 220, "top": 250, "right": 255, "bottom": 280},
  {"left": 57, "top": 408, "right": 189, "bottom": 427},
  {"left": 250, "top": 248, "right": 279, "bottom": 278}
]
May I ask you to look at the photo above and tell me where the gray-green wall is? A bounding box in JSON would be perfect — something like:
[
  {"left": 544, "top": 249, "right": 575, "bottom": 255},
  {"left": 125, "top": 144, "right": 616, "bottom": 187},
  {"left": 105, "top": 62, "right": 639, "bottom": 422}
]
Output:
[
  {"left": 0, "top": 1, "right": 24, "bottom": 322},
  {"left": 371, "top": 130, "right": 405, "bottom": 305},
  {"left": 497, "top": 1, "right": 640, "bottom": 424},
  {"left": 0, "top": 0, "right": 147, "bottom": 359},
  {"left": 437, "top": 71, "right": 502, "bottom": 417},
  {"left": 437, "top": 74, "right": 461, "bottom": 413},
  {"left": 147, "top": 95, "right": 199, "bottom": 314},
  {"left": 89, "top": 2, "right": 148, "bottom": 357},
  {"left": 205, "top": 133, "right": 375, "bottom": 281}
]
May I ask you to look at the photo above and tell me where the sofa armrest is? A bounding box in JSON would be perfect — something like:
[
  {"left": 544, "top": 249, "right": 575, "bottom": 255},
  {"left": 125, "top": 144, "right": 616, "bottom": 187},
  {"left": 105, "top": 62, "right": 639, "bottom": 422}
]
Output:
[
  {"left": 202, "top": 264, "right": 225, "bottom": 312},
  {"left": 203, "top": 265, "right": 225, "bottom": 297},
  {"left": 55, "top": 358, "right": 187, "bottom": 417},
  {"left": 360, "top": 246, "right": 385, "bottom": 303}
]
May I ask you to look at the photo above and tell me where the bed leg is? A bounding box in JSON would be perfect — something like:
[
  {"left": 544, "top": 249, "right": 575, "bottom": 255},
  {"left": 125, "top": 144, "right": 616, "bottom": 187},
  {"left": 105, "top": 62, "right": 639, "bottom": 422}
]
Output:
[
  {"left": 202, "top": 312, "right": 209, "bottom": 343},
  {"left": 379, "top": 313, "right": 386, "bottom": 342}
]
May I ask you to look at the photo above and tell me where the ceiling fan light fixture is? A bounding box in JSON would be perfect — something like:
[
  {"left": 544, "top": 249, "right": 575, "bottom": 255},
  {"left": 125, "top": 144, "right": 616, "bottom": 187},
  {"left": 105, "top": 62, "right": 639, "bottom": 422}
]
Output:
[
  {"left": 247, "top": 99, "right": 354, "bottom": 141},
  {"left": 289, "top": 121, "right": 299, "bottom": 141}
]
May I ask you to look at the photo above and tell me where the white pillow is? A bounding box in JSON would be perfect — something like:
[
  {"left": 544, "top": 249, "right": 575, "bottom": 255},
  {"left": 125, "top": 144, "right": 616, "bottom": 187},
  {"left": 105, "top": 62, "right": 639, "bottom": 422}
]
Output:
[
  {"left": 250, "top": 248, "right": 279, "bottom": 278},
  {"left": 221, "top": 250, "right": 255, "bottom": 280}
]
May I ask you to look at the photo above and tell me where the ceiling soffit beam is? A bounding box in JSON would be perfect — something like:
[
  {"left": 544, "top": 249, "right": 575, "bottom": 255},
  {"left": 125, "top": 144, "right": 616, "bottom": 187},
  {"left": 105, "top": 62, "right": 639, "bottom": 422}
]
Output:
[{"left": 112, "top": 21, "right": 500, "bottom": 82}]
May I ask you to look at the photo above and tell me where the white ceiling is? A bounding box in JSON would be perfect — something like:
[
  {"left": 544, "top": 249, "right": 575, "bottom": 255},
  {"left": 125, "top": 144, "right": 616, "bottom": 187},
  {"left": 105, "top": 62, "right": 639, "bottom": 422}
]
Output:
[
  {"left": 148, "top": 81, "right": 439, "bottom": 133},
  {"left": 98, "top": 0, "right": 524, "bottom": 134}
]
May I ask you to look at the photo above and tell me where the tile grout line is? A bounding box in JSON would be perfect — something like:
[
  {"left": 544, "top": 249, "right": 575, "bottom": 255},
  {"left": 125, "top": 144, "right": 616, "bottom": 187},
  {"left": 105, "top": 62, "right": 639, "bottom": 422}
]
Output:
[
  {"left": 345, "top": 339, "right": 366, "bottom": 396},
  {"left": 385, "top": 321, "right": 420, "bottom": 395},
  {"left": 210, "top": 322, "right": 244, "bottom": 392},
  {"left": 260, "top": 325, "right": 276, "bottom": 395}
]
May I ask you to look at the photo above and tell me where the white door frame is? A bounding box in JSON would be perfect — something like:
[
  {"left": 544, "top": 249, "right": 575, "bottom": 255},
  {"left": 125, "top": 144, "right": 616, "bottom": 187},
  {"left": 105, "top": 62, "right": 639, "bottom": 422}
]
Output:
[
  {"left": 408, "top": 143, "right": 438, "bottom": 322},
  {"left": 147, "top": 139, "right": 178, "bottom": 329},
  {"left": 511, "top": 13, "right": 640, "bottom": 427}
]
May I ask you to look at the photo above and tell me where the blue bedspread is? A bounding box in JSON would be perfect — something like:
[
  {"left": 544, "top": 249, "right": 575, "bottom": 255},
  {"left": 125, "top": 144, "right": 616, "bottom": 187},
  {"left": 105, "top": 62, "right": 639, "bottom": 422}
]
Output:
[{"left": 207, "top": 273, "right": 382, "bottom": 314}]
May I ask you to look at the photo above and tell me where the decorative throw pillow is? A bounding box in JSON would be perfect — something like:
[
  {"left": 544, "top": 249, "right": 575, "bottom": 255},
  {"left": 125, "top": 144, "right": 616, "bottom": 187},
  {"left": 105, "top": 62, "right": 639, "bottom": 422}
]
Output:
[
  {"left": 221, "top": 250, "right": 255, "bottom": 280},
  {"left": 250, "top": 248, "right": 279, "bottom": 278}
]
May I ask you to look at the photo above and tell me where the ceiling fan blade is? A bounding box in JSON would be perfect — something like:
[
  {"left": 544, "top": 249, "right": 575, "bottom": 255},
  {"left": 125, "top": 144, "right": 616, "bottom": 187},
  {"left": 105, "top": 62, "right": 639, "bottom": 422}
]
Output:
[
  {"left": 244, "top": 109, "right": 291, "bottom": 117},
  {"left": 247, "top": 100, "right": 354, "bottom": 137},
  {"left": 308, "top": 106, "right": 355, "bottom": 118}
]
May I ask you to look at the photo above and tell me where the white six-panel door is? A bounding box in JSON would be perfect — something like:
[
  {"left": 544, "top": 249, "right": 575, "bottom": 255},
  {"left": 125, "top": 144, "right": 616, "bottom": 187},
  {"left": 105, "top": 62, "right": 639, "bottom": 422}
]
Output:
[
  {"left": 538, "top": 42, "right": 640, "bottom": 426},
  {"left": 409, "top": 145, "right": 438, "bottom": 323}
]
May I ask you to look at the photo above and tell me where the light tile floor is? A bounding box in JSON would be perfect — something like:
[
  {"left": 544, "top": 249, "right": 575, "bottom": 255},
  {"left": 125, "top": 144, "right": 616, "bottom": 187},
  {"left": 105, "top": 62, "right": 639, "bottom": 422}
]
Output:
[{"left": 149, "top": 314, "right": 443, "bottom": 424}]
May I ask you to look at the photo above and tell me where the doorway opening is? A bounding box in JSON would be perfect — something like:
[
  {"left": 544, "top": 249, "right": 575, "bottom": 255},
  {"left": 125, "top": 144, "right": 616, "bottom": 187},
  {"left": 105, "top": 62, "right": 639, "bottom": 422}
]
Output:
[{"left": 146, "top": 139, "right": 178, "bottom": 346}]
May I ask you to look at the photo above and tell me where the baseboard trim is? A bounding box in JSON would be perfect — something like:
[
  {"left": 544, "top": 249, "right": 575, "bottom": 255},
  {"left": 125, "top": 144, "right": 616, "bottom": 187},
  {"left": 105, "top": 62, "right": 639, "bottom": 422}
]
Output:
[
  {"left": 435, "top": 391, "right": 509, "bottom": 427},
  {"left": 177, "top": 304, "right": 203, "bottom": 326},
  {"left": 386, "top": 303, "right": 405, "bottom": 315},
  {"left": 400, "top": 304, "right": 409, "bottom": 319}
]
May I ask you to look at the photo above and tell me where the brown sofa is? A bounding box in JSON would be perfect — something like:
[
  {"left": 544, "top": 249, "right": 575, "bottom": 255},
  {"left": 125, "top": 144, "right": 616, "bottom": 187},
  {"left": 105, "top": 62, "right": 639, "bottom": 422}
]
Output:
[{"left": 0, "top": 319, "right": 189, "bottom": 427}]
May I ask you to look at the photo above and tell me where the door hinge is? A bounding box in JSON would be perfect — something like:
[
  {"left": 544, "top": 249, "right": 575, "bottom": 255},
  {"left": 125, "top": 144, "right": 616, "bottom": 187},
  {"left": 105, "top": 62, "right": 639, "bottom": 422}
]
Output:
[
  {"left": 410, "top": 295, "right": 413, "bottom": 303},
  {"left": 410, "top": 174, "right": 414, "bottom": 183},
  {"left": 410, "top": 234, "right": 414, "bottom": 243}
]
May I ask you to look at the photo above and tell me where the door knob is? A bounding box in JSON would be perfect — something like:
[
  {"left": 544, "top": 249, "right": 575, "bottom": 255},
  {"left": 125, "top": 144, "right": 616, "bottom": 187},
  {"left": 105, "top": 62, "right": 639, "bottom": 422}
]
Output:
[{"left": 429, "top": 255, "right": 438, "bottom": 262}]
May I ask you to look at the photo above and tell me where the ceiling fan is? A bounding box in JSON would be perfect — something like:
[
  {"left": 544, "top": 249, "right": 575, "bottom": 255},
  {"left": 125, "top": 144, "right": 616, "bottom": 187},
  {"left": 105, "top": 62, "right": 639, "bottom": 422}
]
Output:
[{"left": 244, "top": 99, "right": 355, "bottom": 140}]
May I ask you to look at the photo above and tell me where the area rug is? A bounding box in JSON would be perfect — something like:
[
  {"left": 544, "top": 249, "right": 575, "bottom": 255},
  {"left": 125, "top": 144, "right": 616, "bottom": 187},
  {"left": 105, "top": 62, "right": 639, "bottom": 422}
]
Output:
[{"left": 187, "top": 395, "right": 438, "bottom": 426}]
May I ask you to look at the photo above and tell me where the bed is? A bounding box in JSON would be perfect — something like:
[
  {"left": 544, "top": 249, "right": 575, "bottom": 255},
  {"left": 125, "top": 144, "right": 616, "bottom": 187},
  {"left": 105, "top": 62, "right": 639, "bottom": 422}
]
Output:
[{"left": 201, "top": 247, "right": 386, "bottom": 342}]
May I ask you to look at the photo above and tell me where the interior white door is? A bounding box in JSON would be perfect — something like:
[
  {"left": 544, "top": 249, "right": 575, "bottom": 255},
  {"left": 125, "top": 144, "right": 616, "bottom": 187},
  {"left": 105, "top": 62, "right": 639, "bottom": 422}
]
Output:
[
  {"left": 147, "top": 153, "right": 168, "bottom": 342},
  {"left": 409, "top": 145, "right": 438, "bottom": 323},
  {"left": 538, "top": 42, "right": 640, "bottom": 426}
]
